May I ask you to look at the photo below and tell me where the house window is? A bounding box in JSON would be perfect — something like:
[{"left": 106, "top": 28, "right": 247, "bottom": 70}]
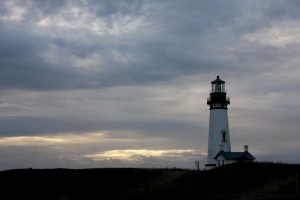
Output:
[
  {"left": 222, "top": 160, "right": 225, "bottom": 166},
  {"left": 222, "top": 131, "right": 227, "bottom": 142},
  {"left": 218, "top": 160, "right": 221, "bottom": 167}
]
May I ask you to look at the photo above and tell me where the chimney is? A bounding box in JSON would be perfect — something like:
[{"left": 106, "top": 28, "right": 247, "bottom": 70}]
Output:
[
  {"left": 220, "top": 145, "right": 224, "bottom": 152},
  {"left": 244, "top": 145, "right": 248, "bottom": 152}
]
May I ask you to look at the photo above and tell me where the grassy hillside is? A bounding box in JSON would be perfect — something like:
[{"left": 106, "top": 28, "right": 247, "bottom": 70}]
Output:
[{"left": 0, "top": 162, "right": 299, "bottom": 200}]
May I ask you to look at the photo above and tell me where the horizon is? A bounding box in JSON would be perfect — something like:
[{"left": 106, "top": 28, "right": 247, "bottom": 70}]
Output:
[{"left": 2, "top": 160, "right": 300, "bottom": 172}]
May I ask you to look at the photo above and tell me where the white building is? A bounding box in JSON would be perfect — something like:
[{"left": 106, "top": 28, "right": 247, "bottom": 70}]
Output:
[
  {"left": 205, "top": 76, "right": 255, "bottom": 169},
  {"left": 214, "top": 145, "right": 255, "bottom": 167}
]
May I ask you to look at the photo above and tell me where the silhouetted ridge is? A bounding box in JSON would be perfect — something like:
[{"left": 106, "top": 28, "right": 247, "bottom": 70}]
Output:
[{"left": 1, "top": 162, "right": 299, "bottom": 200}]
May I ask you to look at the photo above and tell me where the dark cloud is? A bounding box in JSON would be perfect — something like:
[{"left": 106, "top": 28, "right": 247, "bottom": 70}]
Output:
[
  {"left": 0, "top": 0, "right": 258, "bottom": 90},
  {"left": 0, "top": 116, "right": 203, "bottom": 137},
  {"left": 0, "top": 23, "right": 79, "bottom": 90}
]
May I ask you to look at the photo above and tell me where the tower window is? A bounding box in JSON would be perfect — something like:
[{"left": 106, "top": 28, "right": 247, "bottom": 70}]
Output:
[{"left": 222, "top": 131, "right": 227, "bottom": 142}]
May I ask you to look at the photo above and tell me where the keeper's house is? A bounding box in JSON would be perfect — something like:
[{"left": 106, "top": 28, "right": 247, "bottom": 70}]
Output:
[{"left": 214, "top": 145, "right": 255, "bottom": 167}]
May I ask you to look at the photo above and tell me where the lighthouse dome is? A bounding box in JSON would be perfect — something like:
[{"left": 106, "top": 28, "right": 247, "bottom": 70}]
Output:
[{"left": 211, "top": 75, "right": 225, "bottom": 84}]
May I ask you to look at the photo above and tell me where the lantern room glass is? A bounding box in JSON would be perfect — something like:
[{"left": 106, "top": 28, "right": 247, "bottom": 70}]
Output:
[{"left": 212, "top": 83, "right": 225, "bottom": 93}]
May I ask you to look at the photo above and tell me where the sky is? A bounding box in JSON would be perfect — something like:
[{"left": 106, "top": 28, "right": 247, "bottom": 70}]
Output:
[{"left": 0, "top": 0, "right": 300, "bottom": 170}]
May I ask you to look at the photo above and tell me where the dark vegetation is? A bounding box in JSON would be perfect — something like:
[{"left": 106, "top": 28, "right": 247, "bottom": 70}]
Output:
[{"left": 0, "top": 162, "right": 300, "bottom": 200}]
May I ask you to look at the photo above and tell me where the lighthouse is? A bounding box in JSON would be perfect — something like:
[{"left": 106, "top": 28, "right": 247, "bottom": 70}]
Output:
[{"left": 205, "top": 76, "right": 231, "bottom": 169}]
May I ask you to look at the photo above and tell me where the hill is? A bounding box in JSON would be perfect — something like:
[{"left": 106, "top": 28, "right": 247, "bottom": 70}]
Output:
[{"left": 0, "top": 162, "right": 299, "bottom": 200}]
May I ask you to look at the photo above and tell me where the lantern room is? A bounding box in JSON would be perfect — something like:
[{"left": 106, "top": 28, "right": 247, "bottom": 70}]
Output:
[
  {"left": 207, "top": 76, "right": 230, "bottom": 110},
  {"left": 211, "top": 76, "right": 225, "bottom": 93}
]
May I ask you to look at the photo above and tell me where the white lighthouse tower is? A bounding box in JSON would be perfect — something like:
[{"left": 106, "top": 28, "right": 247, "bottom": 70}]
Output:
[{"left": 205, "top": 76, "right": 231, "bottom": 169}]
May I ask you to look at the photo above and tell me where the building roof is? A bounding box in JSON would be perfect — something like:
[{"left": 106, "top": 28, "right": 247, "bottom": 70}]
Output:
[{"left": 214, "top": 151, "right": 255, "bottom": 161}]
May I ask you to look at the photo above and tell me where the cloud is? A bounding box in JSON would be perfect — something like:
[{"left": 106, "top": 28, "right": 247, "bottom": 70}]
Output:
[
  {"left": 0, "top": 0, "right": 258, "bottom": 90},
  {"left": 0, "top": 132, "right": 109, "bottom": 146},
  {"left": 244, "top": 20, "right": 300, "bottom": 47},
  {"left": 0, "top": 131, "right": 206, "bottom": 170},
  {"left": 84, "top": 149, "right": 205, "bottom": 169},
  {"left": 0, "top": 84, "right": 208, "bottom": 136}
]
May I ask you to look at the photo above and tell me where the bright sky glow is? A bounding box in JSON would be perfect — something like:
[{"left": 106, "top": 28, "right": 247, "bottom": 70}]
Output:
[
  {"left": 84, "top": 149, "right": 197, "bottom": 161},
  {"left": 0, "top": 132, "right": 108, "bottom": 146}
]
